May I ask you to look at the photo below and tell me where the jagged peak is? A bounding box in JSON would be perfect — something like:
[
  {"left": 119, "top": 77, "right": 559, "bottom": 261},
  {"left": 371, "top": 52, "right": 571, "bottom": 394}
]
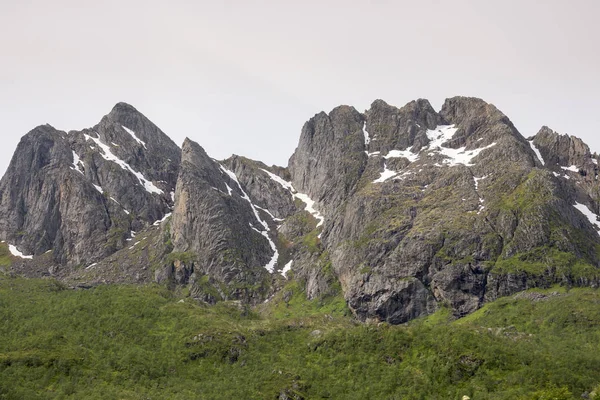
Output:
[
  {"left": 109, "top": 102, "right": 140, "bottom": 115},
  {"left": 368, "top": 98, "right": 435, "bottom": 114},
  {"left": 26, "top": 123, "right": 59, "bottom": 135},
  {"left": 369, "top": 99, "right": 391, "bottom": 109},
  {"left": 104, "top": 102, "right": 146, "bottom": 127},
  {"left": 439, "top": 96, "right": 499, "bottom": 119},
  {"left": 180, "top": 137, "right": 211, "bottom": 167},
  {"left": 534, "top": 126, "right": 587, "bottom": 144}
]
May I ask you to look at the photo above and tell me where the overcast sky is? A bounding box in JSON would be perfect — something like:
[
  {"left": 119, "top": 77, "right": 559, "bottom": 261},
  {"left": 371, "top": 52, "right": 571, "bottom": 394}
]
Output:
[{"left": 1, "top": 0, "right": 599, "bottom": 176}]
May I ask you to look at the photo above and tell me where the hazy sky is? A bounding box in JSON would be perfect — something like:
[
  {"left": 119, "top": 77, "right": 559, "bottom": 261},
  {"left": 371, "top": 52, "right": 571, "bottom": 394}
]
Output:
[{"left": 1, "top": 0, "right": 599, "bottom": 176}]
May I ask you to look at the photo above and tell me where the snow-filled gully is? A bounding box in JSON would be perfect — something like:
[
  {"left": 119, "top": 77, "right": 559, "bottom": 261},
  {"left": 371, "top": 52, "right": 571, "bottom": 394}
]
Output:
[
  {"left": 220, "top": 165, "right": 279, "bottom": 273},
  {"left": 83, "top": 133, "right": 163, "bottom": 195},
  {"left": 260, "top": 168, "right": 324, "bottom": 229}
]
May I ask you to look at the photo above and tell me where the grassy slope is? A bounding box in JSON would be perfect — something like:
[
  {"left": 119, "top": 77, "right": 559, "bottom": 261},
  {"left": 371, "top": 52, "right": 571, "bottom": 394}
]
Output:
[{"left": 0, "top": 276, "right": 599, "bottom": 399}]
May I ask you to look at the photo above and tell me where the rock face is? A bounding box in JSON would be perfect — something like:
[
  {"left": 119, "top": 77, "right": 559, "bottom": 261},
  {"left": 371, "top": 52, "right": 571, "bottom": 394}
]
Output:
[
  {"left": 2, "top": 97, "right": 600, "bottom": 323},
  {"left": 288, "top": 106, "right": 367, "bottom": 216},
  {"left": 288, "top": 96, "right": 600, "bottom": 323},
  {"left": 168, "top": 138, "right": 280, "bottom": 303},
  {"left": 0, "top": 103, "right": 179, "bottom": 266}
]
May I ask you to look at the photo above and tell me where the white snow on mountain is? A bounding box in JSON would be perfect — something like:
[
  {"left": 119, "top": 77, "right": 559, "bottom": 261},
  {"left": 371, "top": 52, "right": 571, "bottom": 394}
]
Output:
[
  {"left": 362, "top": 121, "right": 371, "bottom": 146},
  {"left": 385, "top": 149, "right": 419, "bottom": 162},
  {"left": 221, "top": 165, "right": 279, "bottom": 273},
  {"left": 84, "top": 133, "right": 163, "bottom": 195},
  {"left": 561, "top": 165, "right": 579, "bottom": 172},
  {"left": 373, "top": 164, "right": 398, "bottom": 183},
  {"left": 121, "top": 125, "right": 147, "bottom": 149},
  {"left": 71, "top": 151, "right": 84, "bottom": 175},
  {"left": 573, "top": 202, "right": 600, "bottom": 235},
  {"left": 281, "top": 260, "right": 293, "bottom": 277},
  {"left": 528, "top": 140, "right": 545, "bottom": 165},
  {"left": 152, "top": 212, "right": 172, "bottom": 226},
  {"left": 425, "top": 125, "right": 496, "bottom": 167},
  {"left": 260, "top": 168, "right": 325, "bottom": 228},
  {"left": 7, "top": 244, "right": 33, "bottom": 259}
]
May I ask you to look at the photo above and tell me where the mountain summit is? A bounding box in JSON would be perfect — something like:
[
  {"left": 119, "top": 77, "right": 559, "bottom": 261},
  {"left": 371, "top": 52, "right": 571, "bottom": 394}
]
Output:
[{"left": 1, "top": 97, "right": 599, "bottom": 323}]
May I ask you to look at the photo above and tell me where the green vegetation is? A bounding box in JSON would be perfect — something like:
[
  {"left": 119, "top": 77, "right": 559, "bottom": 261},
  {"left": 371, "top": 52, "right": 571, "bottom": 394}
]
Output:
[
  {"left": 0, "top": 276, "right": 599, "bottom": 399},
  {"left": 492, "top": 246, "right": 600, "bottom": 284},
  {"left": 0, "top": 243, "right": 12, "bottom": 268},
  {"left": 165, "top": 251, "right": 196, "bottom": 265}
]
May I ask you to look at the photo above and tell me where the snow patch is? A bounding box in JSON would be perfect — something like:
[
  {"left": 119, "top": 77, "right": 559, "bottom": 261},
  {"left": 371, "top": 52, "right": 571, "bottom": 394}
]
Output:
[
  {"left": 473, "top": 175, "right": 488, "bottom": 191},
  {"left": 294, "top": 193, "right": 325, "bottom": 228},
  {"left": 393, "top": 171, "right": 413, "bottom": 181},
  {"left": 93, "top": 184, "right": 103, "bottom": 194},
  {"left": 109, "top": 197, "right": 130, "bottom": 214},
  {"left": 385, "top": 149, "right": 419, "bottom": 163},
  {"left": 362, "top": 122, "right": 371, "bottom": 146},
  {"left": 426, "top": 125, "right": 496, "bottom": 166},
  {"left": 85, "top": 263, "right": 97, "bottom": 270},
  {"left": 573, "top": 202, "right": 600, "bottom": 235},
  {"left": 373, "top": 164, "right": 415, "bottom": 184},
  {"left": 122, "top": 125, "right": 147, "bottom": 149},
  {"left": 83, "top": 133, "right": 163, "bottom": 195},
  {"left": 8, "top": 244, "right": 33, "bottom": 259},
  {"left": 260, "top": 169, "right": 294, "bottom": 192},
  {"left": 561, "top": 165, "right": 579, "bottom": 172},
  {"left": 593, "top": 158, "right": 598, "bottom": 165},
  {"left": 260, "top": 168, "right": 325, "bottom": 229},
  {"left": 71, "top": 151, "right": 84, "bottom": 175},
  {"left": 473, "top": 175, "right": 488, "bottom": 214},
  {"left": 373, "top": 168, "right": 395, "bottom": 183},
  {"left": 281, "top": 260, "right": 293, "bottom": 277},
  {"left": 153, "top": 213, "right": 172, "bottom": 226},
  {"left": 255, "top": 205, "right": 284, "bottom": 222},
  {"left": 225, "top": 183, "right": 233, "bottom": 196},
  {"left": 528, "top": 140, "right": 545, "bottom": 165}
]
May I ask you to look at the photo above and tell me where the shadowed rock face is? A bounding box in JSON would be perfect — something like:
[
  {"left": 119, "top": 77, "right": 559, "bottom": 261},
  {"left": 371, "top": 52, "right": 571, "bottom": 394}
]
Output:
[
  {"left": 288, "top": 105, "right": 368, "bottom": 216},
  {"left": 169, "top": 138, "right": 275, "bottom": 302},
  {"left": 2, "top": 97, "right": 600, "bottom": 323}
]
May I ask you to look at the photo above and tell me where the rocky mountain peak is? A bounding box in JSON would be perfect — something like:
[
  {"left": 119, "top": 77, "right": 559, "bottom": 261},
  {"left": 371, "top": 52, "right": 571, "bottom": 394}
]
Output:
[
  {"left": 0, "top": 103, "right": 181, "bottom": 267},
  {"left": 364, "top": 98, "right": 442, "bottom": 155},
  {"left": 181, "top": 137, "right": 209, "bottom": 166},
  {"left": 532, "top": 126, "right": 594, "bottom": 170},
  {"left": 3, "top": 96, "right": 600, "bottom": 325}
]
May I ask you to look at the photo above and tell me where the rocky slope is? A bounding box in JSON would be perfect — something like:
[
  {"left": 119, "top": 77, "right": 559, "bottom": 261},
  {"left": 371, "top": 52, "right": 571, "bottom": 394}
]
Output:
[{"left": 2, "top": 97, "right": 599, "bottom": 323}]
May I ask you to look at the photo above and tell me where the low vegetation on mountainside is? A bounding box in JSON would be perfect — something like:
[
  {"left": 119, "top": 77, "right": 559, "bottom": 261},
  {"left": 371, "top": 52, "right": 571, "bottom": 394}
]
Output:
[{"left": 0, "top": 275, "right": 599, "bottom": 399}]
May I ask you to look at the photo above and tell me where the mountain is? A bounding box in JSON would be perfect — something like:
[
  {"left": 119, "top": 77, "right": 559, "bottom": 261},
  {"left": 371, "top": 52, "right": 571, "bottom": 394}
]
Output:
[{"left": 1, "top": 97, "right": 599, "bottom": 324}]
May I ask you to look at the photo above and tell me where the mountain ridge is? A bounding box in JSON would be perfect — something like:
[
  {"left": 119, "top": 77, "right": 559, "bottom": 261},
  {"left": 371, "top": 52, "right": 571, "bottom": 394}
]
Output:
[{"left": 1, "top": 96, "right": 599, "bottom": 324}]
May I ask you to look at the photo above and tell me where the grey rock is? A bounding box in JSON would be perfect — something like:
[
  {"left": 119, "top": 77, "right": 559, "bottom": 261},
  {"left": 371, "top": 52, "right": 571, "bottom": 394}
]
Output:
[
  {"left": 0, "top": 103, "right": 179, "bottom": 266},
  {"left": 170, "top": 138, "right": 275, "bottom": 302}
]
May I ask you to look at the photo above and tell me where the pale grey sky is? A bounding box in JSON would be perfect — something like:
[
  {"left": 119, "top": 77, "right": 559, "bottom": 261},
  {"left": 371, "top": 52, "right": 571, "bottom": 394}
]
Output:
[{"left": 1, "top": 0, "right": 599, "bottom": 175}]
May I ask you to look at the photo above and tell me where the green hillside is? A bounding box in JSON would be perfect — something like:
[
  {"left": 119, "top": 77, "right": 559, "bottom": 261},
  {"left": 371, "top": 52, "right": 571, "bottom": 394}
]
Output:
[{"left": 0, "top": 276, "right": 599, "bottom": 399}]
